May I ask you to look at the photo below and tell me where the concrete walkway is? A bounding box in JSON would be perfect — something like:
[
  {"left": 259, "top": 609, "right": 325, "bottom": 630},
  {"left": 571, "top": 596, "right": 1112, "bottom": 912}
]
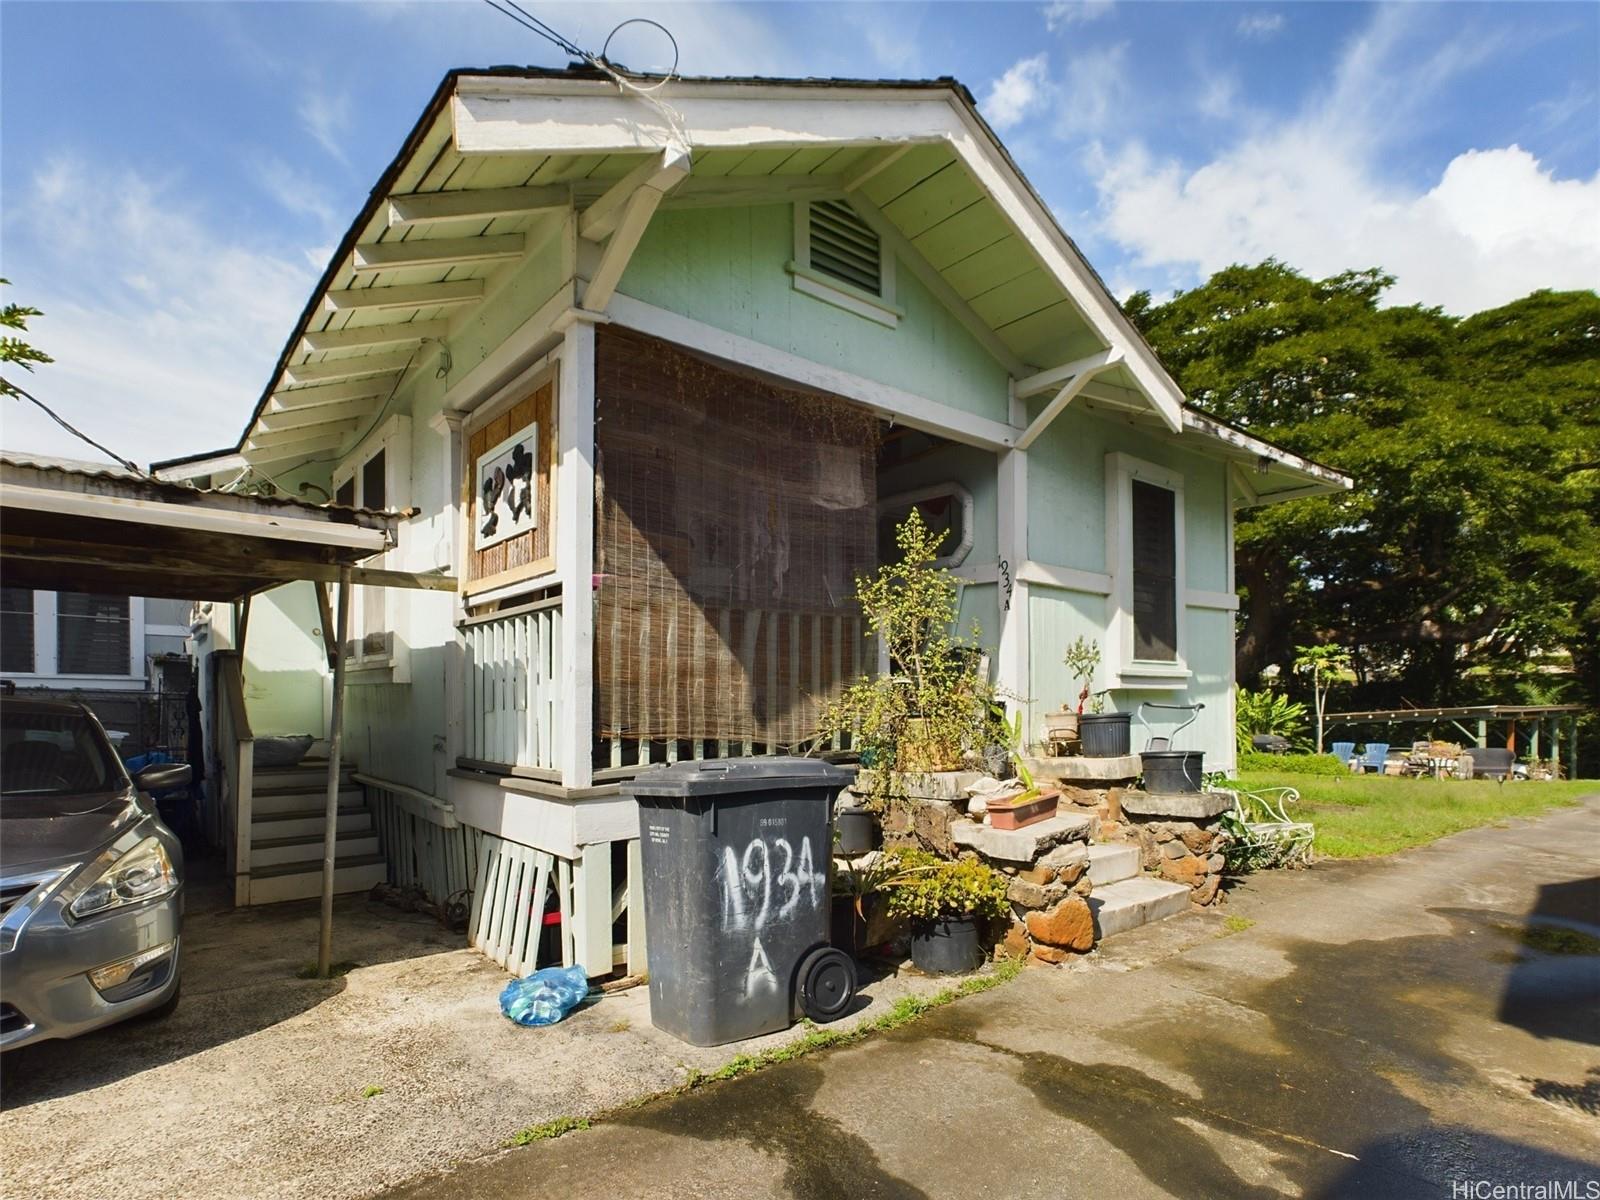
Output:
[{"left": 391, "top": 798, "right": 1600, "bottom": 1200}]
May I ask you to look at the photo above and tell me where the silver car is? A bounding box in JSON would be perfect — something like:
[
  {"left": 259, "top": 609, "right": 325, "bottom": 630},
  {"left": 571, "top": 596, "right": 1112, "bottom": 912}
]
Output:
[{"left": 1, "top": 696, "right": 188, "bottom": 1050}]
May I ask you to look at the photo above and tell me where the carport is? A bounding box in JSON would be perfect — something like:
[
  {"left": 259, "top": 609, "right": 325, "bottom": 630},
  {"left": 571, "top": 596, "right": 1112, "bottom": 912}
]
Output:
[{"left": 0, "top": 454, "right": 453, "bottom": 974}]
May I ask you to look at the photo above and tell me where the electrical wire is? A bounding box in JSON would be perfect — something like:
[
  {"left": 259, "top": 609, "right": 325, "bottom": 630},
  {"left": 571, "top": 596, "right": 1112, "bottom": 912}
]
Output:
[
  {"left": 478, "top": 1, "right": 690, "bottom": 149},
  {"left": 1, "top": 377, "right": 145, "bottom": 475}
]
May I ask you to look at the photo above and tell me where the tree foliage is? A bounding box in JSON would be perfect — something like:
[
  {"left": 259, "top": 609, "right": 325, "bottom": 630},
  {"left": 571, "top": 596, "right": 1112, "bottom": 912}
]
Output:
[
  {"left": 1127, "top": 263, "right": 1600, "bottom": 754},
  {"left": 0, "top": 278, "right": 53, "bottom": 399}
]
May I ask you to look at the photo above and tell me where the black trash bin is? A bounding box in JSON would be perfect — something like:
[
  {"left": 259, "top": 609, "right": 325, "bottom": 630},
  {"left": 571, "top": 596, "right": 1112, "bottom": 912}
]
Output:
[{"left": 627, "top": 757, "right": 859, "bottom": 1047}]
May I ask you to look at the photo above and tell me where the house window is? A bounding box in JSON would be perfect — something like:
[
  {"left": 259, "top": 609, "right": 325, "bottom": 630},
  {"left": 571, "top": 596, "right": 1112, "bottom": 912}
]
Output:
[
  {"left": 1, "top": 588, "right": 34, "bottom": 673},
  {"left": 331, "top": 416, "right": 412, "bottom": 679},
  {"left": 56, "top": 593, "right": 131, "bottom": 676},
  {"left": 1130, "top": 481, "right": 1177, "bottom": 661},
  {"left": 790, "top": 200, "right": 901, "bottom": 328},
  {"left": 1106, "top": 452, "right": 1188, "bottom": 685}
]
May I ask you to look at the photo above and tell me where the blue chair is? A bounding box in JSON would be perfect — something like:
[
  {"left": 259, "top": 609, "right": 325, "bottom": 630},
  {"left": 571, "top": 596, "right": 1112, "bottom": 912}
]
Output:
[
  {"left": 1359, "top": 743, "right": 1389, "bottom": 773},
  {"left": 1331, "top": 742, "right": 1356, "bottom": 768}
]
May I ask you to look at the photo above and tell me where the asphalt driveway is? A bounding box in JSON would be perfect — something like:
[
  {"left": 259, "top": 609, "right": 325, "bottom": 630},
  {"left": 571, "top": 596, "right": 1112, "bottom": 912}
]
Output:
[{"left": 390, "top": 796, "right": 1600, "bottom": 1200}]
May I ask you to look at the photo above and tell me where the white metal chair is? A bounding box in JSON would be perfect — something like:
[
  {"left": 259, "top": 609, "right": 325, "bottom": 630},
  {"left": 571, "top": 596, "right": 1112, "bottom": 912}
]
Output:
[{"left": 1218, "top": 786, "right": 1315, "bottom": 869}]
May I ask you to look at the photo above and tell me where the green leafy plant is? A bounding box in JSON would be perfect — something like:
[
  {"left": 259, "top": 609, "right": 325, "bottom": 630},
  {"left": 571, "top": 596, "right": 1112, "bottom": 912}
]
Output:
[
  {"left": 0, "top": 279, "right": 53, "bottom": 398},
  {"left": 1237, "top": 751, "right": 1350, "bottom": 776},
  {"left": 1234, "top": 686, "right": 1311, "bottom": 756},
  {"left": 1294, "top": 645, "right": 1356, "bottom": 753},
  {"left": 1062, "top": 636, "right": 1102, "bottom": 715},
  {"left": 878, "top": 847, "right": 1010, "bottom": 924},
  {"left": 818, "top": 510, "right": 1010, "bottom": 811}
]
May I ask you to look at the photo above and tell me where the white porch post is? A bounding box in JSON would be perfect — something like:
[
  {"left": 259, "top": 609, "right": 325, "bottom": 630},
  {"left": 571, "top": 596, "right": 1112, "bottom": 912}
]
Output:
[
  {"left": 996, "top": 445, "right": 1029, "bottom": 736},
  {"left": 556, "top": 318, "right": 597, "bottom": 788},
  {"left": 431, "top": 409, "right": 468, "bottom": 782}
]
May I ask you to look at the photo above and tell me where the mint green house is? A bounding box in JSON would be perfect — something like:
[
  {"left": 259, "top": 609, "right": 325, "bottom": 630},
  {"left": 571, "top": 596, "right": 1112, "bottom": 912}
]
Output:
[{"left": 159, "top": 69, "right": 1346, "bottom": 973}]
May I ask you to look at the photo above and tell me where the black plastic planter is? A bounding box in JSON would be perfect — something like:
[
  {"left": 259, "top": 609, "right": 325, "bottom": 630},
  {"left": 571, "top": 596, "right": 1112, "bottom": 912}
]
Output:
[
  {"left": 908, "top": 917, "right": 985, "bottom": 975},
  {"left": 835, "top": 807, "right": 880, "bottom": 856},
  {"left": 1141, "top": 750, "right": 1205, "bottom": 793},
  {"left": 1079, "top": 712, "right": 1132, "bottom": 757}
]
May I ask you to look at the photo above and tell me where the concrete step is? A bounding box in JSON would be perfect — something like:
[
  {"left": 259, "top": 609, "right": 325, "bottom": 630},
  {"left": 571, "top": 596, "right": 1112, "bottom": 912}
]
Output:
[
  {"left": 246, "top": 856, "right": 387, "bottom": 906},
  {"left": 251, "top": 787, "right": 363, "bottom": 816},
  {"left": 1086, "top": 843, "right": 1140, "bottom": 887},
  {"left": 249, "top": 831, "right": 380, "bottom": 869},
  {"left": 1088, "top": 877, "right": 1191, "bottom": 940},
  {"left": 251, "top": 806, "right": 373, "bottom": 840}
]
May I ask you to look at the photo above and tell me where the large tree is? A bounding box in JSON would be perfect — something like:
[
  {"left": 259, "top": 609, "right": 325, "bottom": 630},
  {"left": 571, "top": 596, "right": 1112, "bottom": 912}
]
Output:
[{"left": 1125, "top": 263, "right": 1600, "bottom": 725}]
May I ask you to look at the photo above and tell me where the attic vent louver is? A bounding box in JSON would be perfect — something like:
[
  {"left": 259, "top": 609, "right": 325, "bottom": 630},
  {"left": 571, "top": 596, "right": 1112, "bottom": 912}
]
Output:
[{"left": 808, "top": 200, "right": 882, "bottom": 296}]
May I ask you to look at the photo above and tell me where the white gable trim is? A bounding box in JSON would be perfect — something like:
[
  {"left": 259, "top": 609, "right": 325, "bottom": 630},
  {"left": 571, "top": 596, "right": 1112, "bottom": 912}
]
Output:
[{"left": 449, "top": 78, "right": 1184, "bottom": 430}]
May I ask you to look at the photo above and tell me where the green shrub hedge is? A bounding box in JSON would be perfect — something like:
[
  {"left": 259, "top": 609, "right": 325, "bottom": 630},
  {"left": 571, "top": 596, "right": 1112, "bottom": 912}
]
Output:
[{"left": 1237, "top": 751, "right": 1352, "bottom": 776}]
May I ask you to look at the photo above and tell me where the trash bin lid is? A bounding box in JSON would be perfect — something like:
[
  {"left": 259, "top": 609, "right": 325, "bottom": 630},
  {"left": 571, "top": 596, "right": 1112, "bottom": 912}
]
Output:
[{"left": 624, "top": 756, "right": 854, "bottom": 798}]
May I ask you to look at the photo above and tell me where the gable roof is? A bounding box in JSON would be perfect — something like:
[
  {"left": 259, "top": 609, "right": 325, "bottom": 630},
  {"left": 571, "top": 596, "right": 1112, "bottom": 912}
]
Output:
[{"left": 224, "top": 66, "right": 1346, "bottom": 502}]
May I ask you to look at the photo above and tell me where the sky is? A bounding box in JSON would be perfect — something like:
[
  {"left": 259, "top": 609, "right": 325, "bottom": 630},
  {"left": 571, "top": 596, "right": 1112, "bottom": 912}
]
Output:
[{"left": 2, "top": 0, "right": 1597, "bottom": 467}]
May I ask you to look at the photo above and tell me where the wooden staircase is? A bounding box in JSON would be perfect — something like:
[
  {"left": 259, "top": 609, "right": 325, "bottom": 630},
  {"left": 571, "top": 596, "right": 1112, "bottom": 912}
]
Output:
[{"left": 244, "top": 760, "right": 387, "bottom": 905}]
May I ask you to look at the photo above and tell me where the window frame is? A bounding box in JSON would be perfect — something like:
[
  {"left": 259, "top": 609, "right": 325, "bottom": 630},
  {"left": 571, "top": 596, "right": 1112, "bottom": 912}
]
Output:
[
  {"left": 790, "top": 200, "right": 902, "bottom": 328},
  {"left": 0, "top": 591, "right": 147, "bottom": 689},
  {"left": 1105, "top": 452, "right": 1190, "bottom": 688},
  {"left": 330, "top": 414, "right": 413, "bottom": 681}
]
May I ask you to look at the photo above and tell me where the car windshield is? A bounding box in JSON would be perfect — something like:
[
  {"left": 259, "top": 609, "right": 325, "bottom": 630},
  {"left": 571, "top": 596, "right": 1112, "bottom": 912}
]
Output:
[{"left": 1, "top": 706, "right": 126, "bottom": 804}]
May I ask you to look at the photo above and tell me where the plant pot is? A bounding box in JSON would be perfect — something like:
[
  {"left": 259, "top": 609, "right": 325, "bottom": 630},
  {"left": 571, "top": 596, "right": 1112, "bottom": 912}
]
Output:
[
  {"left": 1043, "top": 710, "right": 1080, "bottom": 742},
  {"left": 909, "top": 916, "right": 986, "bottom": 975},
  {"left": 835, "top": 807, "right": 881, "bottom": 855},
  {"left": 1079, "top": 712, "right": 1132, "bottom": 757},
  {"left": 1141, "top": 750, "right": 1205, "bottom": 793},
  {"left": 986, "top": 787, "right": 1060, "bottom": 830}
]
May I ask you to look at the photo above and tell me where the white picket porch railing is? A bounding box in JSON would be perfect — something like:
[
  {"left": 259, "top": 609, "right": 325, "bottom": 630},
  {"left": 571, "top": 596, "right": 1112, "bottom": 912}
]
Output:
[
  {"left": 460, "top": 597, "right": 563, "bottom": 776},
  {"left": 358, "top": 774, "right": 478, "bottom": 907}
]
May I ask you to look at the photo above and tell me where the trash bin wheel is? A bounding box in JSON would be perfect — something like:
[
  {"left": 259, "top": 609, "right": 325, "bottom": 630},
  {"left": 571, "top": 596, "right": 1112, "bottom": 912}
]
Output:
[{"left": 796, "top": 946, "right": 856, "bottom": 1023}]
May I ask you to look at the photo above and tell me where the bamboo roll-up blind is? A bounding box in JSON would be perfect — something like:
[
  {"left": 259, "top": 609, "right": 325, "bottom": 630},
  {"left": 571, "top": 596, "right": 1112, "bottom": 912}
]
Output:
[{"left": 594, "top": 327, "right": 878, "bottom": 749}]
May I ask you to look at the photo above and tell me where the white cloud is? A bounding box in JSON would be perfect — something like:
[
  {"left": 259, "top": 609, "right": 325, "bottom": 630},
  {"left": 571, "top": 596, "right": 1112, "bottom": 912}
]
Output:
[
  {"left": 1053, "top": 42, "right": 1130, "bottom": 142},
  {"left": 1196, "top": 72, "right": 1238, "bottom": 121},
  {"left": 1088, "top": 7, "right": 1600, "bottom": 314},
  {"left": 298, "top": 86, "right": 352, "bottom": 162},
  {"left": 984, "top": 54, "right": 1051, "bottom": 130},
  {"left": 1044, "top": 0, "right": 1115, "bottom": 31},
  {"left": 1236, "top": 12, "right": 1285, "bottom": 39},
  {"left": 0, "top": 158, "right": 315, "bottom": 467}
]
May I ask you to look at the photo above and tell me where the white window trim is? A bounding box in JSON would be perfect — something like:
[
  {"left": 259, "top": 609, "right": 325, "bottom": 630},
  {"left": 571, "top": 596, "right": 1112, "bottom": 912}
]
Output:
[
  {"left": 332, "top": 414, "right": 413, "bottom": 682},
  {"left": 790, "top": 201, "right": 901, "bottom": 328},
  {"left": 459, "top": 357, "right": 561, "bottom": 610},
  {"left": 1105, "top": 451, "right": 1189, "bottom": 689},
  {"left": 2, "top": 592, "right": 145, "bottom": 685},
  {"left": 877, "top": 482, "right": 975, "bottom": 569}
]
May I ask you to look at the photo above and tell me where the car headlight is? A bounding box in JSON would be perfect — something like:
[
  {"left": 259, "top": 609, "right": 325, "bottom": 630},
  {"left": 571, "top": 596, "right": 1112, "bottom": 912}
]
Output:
[{"left": 69, "top": 837, "right": 177, "bottom": 919}]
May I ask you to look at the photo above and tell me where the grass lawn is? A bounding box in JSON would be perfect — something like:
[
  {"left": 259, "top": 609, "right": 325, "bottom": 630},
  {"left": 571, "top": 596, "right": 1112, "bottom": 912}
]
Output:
[{"left": 1232, "top": 771, "right": 1599, "bottom": 859}]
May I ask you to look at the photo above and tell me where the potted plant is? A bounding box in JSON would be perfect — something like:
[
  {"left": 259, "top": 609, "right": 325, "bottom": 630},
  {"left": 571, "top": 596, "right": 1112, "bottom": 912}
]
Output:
[
  {"left": 1045, "top": 636, "right": 1101, "bottom": 750},
  {"left": 982, "top": 707, "right": 1060, "bottom": 830},
  {"left": 830, "top": 851, "right": 919, "bottom": 957},
  {"left": 881, "top": 847, "right": 1010, "bottom": 974},
  {"left": 817, "top": 510, "right": 1010, "bottom": 814}
]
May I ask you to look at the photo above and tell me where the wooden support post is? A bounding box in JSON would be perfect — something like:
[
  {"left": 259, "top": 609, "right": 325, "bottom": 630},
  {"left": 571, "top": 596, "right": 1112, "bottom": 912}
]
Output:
[
  {"left": 235, "top": 596, "right": 252, "bottom": 656},
  {"left": 996, "top": 446, "right": 1029, "bottom": 730},
  {"left": 1569, "top": 716, "right": 1579, "bottom": 782},
  {"left": 556, "top": 318, "right": 597, "bottom": 787},
  {"left": 317, "top": 565, "right": 351, "bottom": 979},
  {"left": 1477, "top": 719, "right": 1487, "bottom": 749},
  {"left": 313, "top": 581, "right": 338, "bottom": 669}
]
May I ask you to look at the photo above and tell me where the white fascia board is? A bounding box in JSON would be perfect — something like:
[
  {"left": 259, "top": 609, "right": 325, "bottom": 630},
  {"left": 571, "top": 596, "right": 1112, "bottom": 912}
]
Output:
[
  {"left": 151, "top": 453, "right": 247, "bottom": 483},
  {"left": 451, "top": 80, "right": 956, "bottom": 156},
  {"left": 0, "top": 483, "right": 386, "bottom": 552},
  {"left": 1179, "top": 408, "right": 1352, "bottom": 495}
]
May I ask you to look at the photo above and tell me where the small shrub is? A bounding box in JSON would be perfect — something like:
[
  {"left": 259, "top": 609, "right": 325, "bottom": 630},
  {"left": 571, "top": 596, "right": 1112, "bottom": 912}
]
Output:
[
  {"left": 1235, "top": 687, "right": 1310, "bottom": 755},
  {"left": 879, "top": 848, "right": 1010, "bottom": 924},
  {"left": 1237, "top": 751, "right": 1349, "bottom": 777}
]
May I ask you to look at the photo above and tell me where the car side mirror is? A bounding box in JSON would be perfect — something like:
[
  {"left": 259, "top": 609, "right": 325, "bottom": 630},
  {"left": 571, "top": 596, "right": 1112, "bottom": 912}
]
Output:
[{"left": 134, "top": 763, "right": 193, "bottom": 793}]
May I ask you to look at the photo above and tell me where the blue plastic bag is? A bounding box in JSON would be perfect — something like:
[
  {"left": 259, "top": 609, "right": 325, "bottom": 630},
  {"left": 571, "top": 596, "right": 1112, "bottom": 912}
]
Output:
[{"left": 499, "top": 966, "right": 591, "bottom": 1027}]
